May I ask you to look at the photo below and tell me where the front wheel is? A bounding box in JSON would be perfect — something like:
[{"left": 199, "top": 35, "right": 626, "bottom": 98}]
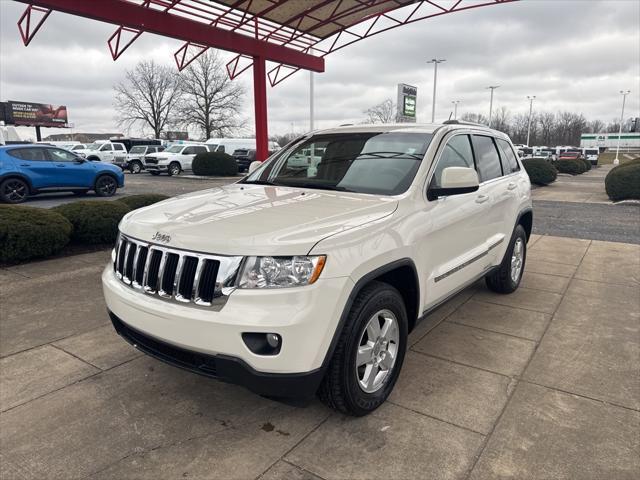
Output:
[
  {"left": 318, "top": 281, "right": 407, "bottom": 416},
  {"left": 129, "top": 161, "right": 142, "bottom": 174},
  {"left": 485, "top": 224, "right": 527, "bottom": 294},
  {"left": 94, "top": 175, "right": 117, "bottom": 197},
  {"left": 168, "top": 162, "right": 181, "bottom": 176},
  {"left": 0, "top": 178, "right": 29, "bottom": 203}
]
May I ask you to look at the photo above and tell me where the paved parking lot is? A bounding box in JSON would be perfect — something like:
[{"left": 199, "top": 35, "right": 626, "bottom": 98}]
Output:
[{"left": 1, "top": 235, "right": 638, "bottom": 479}]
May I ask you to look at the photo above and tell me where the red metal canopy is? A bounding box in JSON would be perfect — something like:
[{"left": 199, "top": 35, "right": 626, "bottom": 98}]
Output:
[{"left": 15, "top": 0, "right": 516, "bottom": 159}]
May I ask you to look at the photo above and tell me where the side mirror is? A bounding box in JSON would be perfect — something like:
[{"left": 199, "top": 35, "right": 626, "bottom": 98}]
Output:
[
  {"left": 248, "top": 160, "right": 261, "bottom": 174},
  {"left": 428, "top": 166, "right": 479, "bottom": 200},
  {"left": 74, "top": 157, "right": 86, "bottom": 163}
]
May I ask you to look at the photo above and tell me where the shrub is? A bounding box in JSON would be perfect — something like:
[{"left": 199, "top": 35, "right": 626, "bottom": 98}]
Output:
[
  {"left": 555, "top": 159, "right": 586, "bottom": 175},
  {"left": 522, "top": 158, "right": 558, "bottom": 186},
  {"left": 118, "top": 194, "right": 169, "bottom": 210},
  {"left": 0, "top": 205, "right": 72, "bottom": 263},
  {"left": 605, "top": 161, "right": 640, "bottom": 201},
  {"left": 192, "top": 152, "right": 238, "bottom": 176},
  {"left": 53, "top": 201, "right": 131, "bottom": 244},
  {"left": 581, "top": 158, "right": 592, "bottom": 171}
]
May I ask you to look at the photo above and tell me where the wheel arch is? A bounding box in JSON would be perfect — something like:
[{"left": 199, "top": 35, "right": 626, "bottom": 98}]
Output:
[
  {"left": 321, "top": 259, "right": 420, "bottom": 370},
  {"left": 94, "top": 171, "right": 119, "bottom": 189},
  {"left": 516, "top": 208, "right": 533, "bottom": 241},
  {"left": 0, "top": 173, "right": 35, "bottom": 193}
]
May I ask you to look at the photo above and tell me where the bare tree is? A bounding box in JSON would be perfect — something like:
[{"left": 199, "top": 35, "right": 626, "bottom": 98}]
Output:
[
  {"left": 587, "top": 119, "right": 605, "bottom": 133},
  {"left": 177, "top": 51, "right": 245, "bottom": 139},
  {"left": 113, "top": 60, "right": 182, "bottom": 139},
  {"left": 363, "top": 99, "right": 396, "bottom": 124},
  {"left": 460, "top": 112, "right": 488, "bottom": 125},
  {"left": 538, "top": 112, "right": 556, "bottom": 146},
  {"left": 491, "top": 106, "right": 511, "bottom": 134}
]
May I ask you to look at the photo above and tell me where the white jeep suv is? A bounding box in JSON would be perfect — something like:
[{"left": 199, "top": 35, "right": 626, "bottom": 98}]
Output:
[
  {"left": 103, "top": 122, "right": 532, "bottom": 416},
  {"left": 144, "top": 144, "right": 208, "bottom": 176}
]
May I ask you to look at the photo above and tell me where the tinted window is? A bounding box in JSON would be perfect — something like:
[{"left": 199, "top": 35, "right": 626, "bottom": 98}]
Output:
[
  {"left": 100, "top": 144, "right": 113, "bottom": 151},
  {"left": 193, "top": 146, "right": 207, "bottom": 154},
  {"left": 113, "top": 144, "right": 125, "bottom": 151},
  {"left": 7, "top": 148, "right": 49, "bottom": 161},
  {"left": 496, "top": 138, "right": 520, "bottom": 173},
  {"left": 431, "top": 135, "right": 475, "bottom": 188},
  {"left": 48, "top": 148, "right": 78, "bottom": 162},
  {"left": 472, "top": 135, "right": 503, "bottom": 182}
]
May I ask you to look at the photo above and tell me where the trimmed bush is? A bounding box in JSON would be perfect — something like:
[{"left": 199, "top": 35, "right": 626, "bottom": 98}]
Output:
[
  {"left": 605, "top": 161, "right": 640, "bottom": 201},
  {"left": 581, "top": 158, "right": 592, "bottom": 171},
  {"left": 0, "top": 205, "right": 72, "bottom": 263},
  {"left": 118, "top": 194, "right": 169, "bottom": 210},
  {"left": 53, "top": 201, "right": 131, "bottom": 244},
  {"left": 555, "top": 159, "right": 586, "bottom": 175},
  {"left": 522, "top": 158, "right": 558, "bottom": 186},
  {"left": 192, "top": 152, "right": 238, "bottom": 176}
]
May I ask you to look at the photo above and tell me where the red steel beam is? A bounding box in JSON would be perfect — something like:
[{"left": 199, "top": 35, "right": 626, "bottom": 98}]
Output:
[
  {"left": 253, "top": 56, "right": 269, "bottom": 161},
  {"left": 15, "top": 0, "right": 324, "bottom": 72}
]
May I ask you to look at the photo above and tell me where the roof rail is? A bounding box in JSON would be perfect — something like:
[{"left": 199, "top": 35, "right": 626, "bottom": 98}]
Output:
[{"left": 442, "top": 120, "right": 487, "bottom": 127}]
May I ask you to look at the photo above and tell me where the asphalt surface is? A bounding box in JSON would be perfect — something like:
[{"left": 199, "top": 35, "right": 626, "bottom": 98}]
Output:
[{"left": 532, "top": 200, "right": 640, "bottom": 245}]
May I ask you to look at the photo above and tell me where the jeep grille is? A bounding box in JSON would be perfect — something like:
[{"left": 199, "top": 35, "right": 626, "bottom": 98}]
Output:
[{"left": 114, "top": 234, "right": 243, "bottom": 307}]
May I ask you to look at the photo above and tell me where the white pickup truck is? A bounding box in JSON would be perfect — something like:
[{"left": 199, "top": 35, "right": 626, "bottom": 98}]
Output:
[{"left": 75, "top": 141, "right": 128, "bottom": 165}]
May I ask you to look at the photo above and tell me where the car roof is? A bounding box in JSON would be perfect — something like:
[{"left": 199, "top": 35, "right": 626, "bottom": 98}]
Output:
[
  {"left": 311, "top": 122, "right": 506, "bottom": 138},
  {"left": 0, "top": 144, "right": 51, "bottom": 149}
]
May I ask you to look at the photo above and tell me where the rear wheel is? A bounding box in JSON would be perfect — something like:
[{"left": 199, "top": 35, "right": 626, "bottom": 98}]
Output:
[
  {"left": 94, "top": 175, "right": 117, "bottom": 197},
  {"left": 129, "top": 161, "right": 142, "bottom": 174},
  {"left": 485, "top": 224, "right": 527, "bottom": 294},
  {"left": 318, "top": 281, "right": 407, "bottom": 416},
  {"left": 168, "top": 162, "right": 181, "bottom": 176},
  {"left": 0, "top": 178, "right": 29, "bottom": 203}
]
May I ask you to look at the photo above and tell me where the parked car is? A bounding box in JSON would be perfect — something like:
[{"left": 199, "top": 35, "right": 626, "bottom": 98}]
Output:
[
  {"left": 75, "top": 141, "right": 128, "bottom": 164},
  {"left": 558, "top": 151, "right": 582, "bottom": 161},
  {"left": 104, "top": 122, "right": 532, "bottom": 416},
  {"left": 121, "top": 145, "right": 165, "bottom": 173},
  {"left": 0, "top": 144, "right": 124, "bottom": 203},
  {"left": 583, "top": 148, "right": 599, "bottom": 165},
  {"left": 144, "top": 143, "right": 208, "bottom": 175},
  {"left": 206, "top": 138, "right": 280, "bottom": 154}
]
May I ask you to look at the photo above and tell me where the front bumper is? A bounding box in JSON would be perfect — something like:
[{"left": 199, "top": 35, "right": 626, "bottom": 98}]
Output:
[
  {"left": 144, "top": 164, "right": 168, "bottom": 172},
  {"left": 102, "top": 266, "right": 353, "bottom": 394}
]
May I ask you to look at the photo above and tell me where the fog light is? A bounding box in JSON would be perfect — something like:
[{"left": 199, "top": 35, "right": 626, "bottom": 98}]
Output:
[
  {"left": 266, "top": 333, "right": 280, "bottom": 348},
  {"left": 242, "top": 332, "right": 282, "bottom": 355}
]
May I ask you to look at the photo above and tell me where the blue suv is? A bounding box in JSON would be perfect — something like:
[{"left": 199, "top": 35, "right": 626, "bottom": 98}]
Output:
[{"left": 0, "top": 144, "right": 124, "bottom": 203}]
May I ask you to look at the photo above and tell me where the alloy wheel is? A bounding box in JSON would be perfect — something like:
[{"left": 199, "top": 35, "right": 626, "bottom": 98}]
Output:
[
  {"left": 511, "top": 237, "right": 524, "bottom": 283},
  {"left": 2, "top": 180, "right": 28, "bottom": 202},
  {"left": 356, "top": 309, "right": 399, "bottom": 393},
  {"left": 96, "top": 176, "right": 116, "bottom": 196}
]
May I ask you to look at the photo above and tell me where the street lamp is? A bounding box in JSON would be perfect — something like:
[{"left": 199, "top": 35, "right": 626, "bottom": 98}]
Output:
[
  {"left": 451, "top": 100, "right": 460, "bottom": 120},
  {"left": 428, "top": 58, "right": 446, "bottom": 123},
  {"left": 614, "top": 90, "right": 631, "bottom": 165},
  {"left": 486, "top": 85, "right": 500, "bottom": 127},
  {"left": 526, "top": 95, "right": 536, "bottom": 147}
]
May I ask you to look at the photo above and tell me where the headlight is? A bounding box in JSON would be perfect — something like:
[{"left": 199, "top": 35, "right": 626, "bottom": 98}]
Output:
[{"left": 238, "top": 255, "right": 326, "bottom": 288}]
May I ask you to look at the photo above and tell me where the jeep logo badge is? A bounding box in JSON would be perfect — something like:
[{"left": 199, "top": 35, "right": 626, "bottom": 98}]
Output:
[{"left": 152, "top": 232, "right": 171, "bottom": 244}]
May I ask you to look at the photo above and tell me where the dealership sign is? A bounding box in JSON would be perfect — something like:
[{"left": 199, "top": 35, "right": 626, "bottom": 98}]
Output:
[
  {"left": 396, "top": 84, "right": 417, "bottom": 123},
  {"left": 6, "top": 101, "right": 69, "bottom": 127}
]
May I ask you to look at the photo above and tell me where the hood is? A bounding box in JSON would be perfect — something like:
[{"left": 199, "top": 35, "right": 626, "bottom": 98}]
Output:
[{"left": 120, "top": 184, "right": 398, "bottom": 256}]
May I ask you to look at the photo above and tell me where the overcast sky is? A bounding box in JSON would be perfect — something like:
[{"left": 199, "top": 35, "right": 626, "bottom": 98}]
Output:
[{"left": 1, "top": 0, "right": 639, "bottom": 140}]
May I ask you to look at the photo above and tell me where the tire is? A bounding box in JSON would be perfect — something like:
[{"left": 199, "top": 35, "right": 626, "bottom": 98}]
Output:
[
  {"left": 129, "top": 161, "right": 142, "bottom": 174},
  {"left": 168, "top": 162, "right": 181, "bottom": 176},
  {"left": 485, "top": 224, "right": 527, "bottom": 294},
  {"left": 0, "top": 178, "right": 29, "bottom": 204},
  {"left": 73, "top": 190, "right": 89, "bottom": 196},
  {"left": 318, "top": 281, "right": 408, "bottom": 416},
  {"left": 150, "top": 171, "right": 160, "bottom": 176},
  {"left": 94, "top": 175, "right": 118, "bottom": 197}
]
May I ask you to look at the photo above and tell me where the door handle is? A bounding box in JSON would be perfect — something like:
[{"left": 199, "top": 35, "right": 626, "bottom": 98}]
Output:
[
  {"left": 475, "top": 195, "right": 489, "bottom": 204},
  {"left": 56, "top": 164, "right": 66, "bottom": 167},
  {"left": 507, "top": 182, "right": 517, "bottom": 190},
  {"left": 20, "top": 164, "right": 30, "bottom": 166}
]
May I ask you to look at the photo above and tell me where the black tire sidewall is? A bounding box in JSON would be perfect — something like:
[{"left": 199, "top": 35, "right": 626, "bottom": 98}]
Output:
[
  {"left": 130, "top": 161, "right": 142, "bottom": 174},
  {"left": 169, "top": 163, "right": 180, "bottom": 176},
  {"left": 342, "top": 285, "right": 408, "bottom": 415},
  {"left": 95, "top": 175, "right": 116, "bottom": 197}
]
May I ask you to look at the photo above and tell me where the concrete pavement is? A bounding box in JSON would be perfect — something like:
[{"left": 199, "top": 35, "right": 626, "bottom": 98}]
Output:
[{"left": 1, "top": 235, "right": 639, "bottom": 479}]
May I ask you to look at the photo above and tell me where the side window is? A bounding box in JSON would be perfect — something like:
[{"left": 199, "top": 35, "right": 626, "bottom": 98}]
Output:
[
  {"left": 48, "top": 148, "right": 78, "bottom": 162},
  {"left": 100, "top": 144, "right": 113, "bottom": 151},
  {"left": 496, "top": 138, "right": 520, "bottom": 174},
  {"left": 472, "top": 135, "right": 503, "bottom": 182},
  {"left": 8, "top": 148, "right": 49, "bottom": 161},
  {"left": 431, "top": 135, "right": 475, "bottom": 188},
  {"left": 216, "top": 145, "right": 225, "bottom": 153},
  {"left": 194, "top": 146, "right": 207, "bottom": 154},
  {"left": 114, "top": 144, "right": 125, "bottom": 151}
]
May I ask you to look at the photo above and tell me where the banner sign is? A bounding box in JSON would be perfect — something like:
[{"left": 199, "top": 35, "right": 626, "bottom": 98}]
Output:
[{"left": 6, "top": 101, "right": 69, "bottom": 127}]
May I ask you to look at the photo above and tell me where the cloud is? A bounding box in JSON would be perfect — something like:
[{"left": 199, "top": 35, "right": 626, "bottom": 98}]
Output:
[{"left": 1, "top": 0, "right": 638, "bottom": 139}]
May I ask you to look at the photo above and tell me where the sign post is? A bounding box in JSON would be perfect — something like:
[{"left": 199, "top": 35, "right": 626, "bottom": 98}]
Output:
[{"left": 396, "top": 84, "right": 417, "bottom": 123}]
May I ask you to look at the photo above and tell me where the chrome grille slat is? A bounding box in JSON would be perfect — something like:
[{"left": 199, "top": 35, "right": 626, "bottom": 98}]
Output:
[{"left": 113, "top": 234, "right": 243, "bottom": 309}]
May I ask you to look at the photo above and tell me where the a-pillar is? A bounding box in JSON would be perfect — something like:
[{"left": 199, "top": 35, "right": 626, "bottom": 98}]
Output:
[{"left": 253, "top": 55, "right": 268, "bottom": 161}]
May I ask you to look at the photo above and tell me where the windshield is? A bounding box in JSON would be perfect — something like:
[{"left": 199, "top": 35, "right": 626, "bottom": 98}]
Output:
[
  {"left": 130, "top": 146, "right": 146, "bottom": 153},
  {"left": 86, "top": 142, "right": 103, "bottom": 150},
  {"left": 165, "top": 145, "right": 184, "bottom": 153},
  {"left": 243, "top": 131, "right": 433, "bottom": 195}
]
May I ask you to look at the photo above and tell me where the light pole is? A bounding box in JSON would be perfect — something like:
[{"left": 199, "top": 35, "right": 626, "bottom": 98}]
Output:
[
  {"left": 486, "top": 85, "right": 500, "bottom": 127},
  {"left": 451, "top": 100, "right": 460, "bottom": 120},
  {"left": 614, "top": 90, "right": 631, "bottom": 165},
  {"left": 428, "top": 58, "right": 446, "bottom": 123},
  {"left": 526, "top": 95, "right": 536, "bottom": 146},
  {"left": 309, "top": 48, "right": 315, "bottom": 132}
]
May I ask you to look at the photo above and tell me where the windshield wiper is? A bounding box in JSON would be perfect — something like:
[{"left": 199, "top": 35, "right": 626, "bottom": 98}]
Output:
[
  {"left": 241, "top": 179, "right": 279, "bottom": 186},
  {"left": 354, "top": 151, "right": 424, "bottom": 160},
  {"left": 283, "top": 182, "right": 353, "bottom": 192}
]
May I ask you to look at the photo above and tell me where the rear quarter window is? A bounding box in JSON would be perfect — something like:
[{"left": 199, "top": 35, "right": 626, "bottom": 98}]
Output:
[
  {"left": 472, "top": 135, "right": 503, "bottom": 182},
  {"left": 496, "top": 138, "right": 521, "bottom": 174}
]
